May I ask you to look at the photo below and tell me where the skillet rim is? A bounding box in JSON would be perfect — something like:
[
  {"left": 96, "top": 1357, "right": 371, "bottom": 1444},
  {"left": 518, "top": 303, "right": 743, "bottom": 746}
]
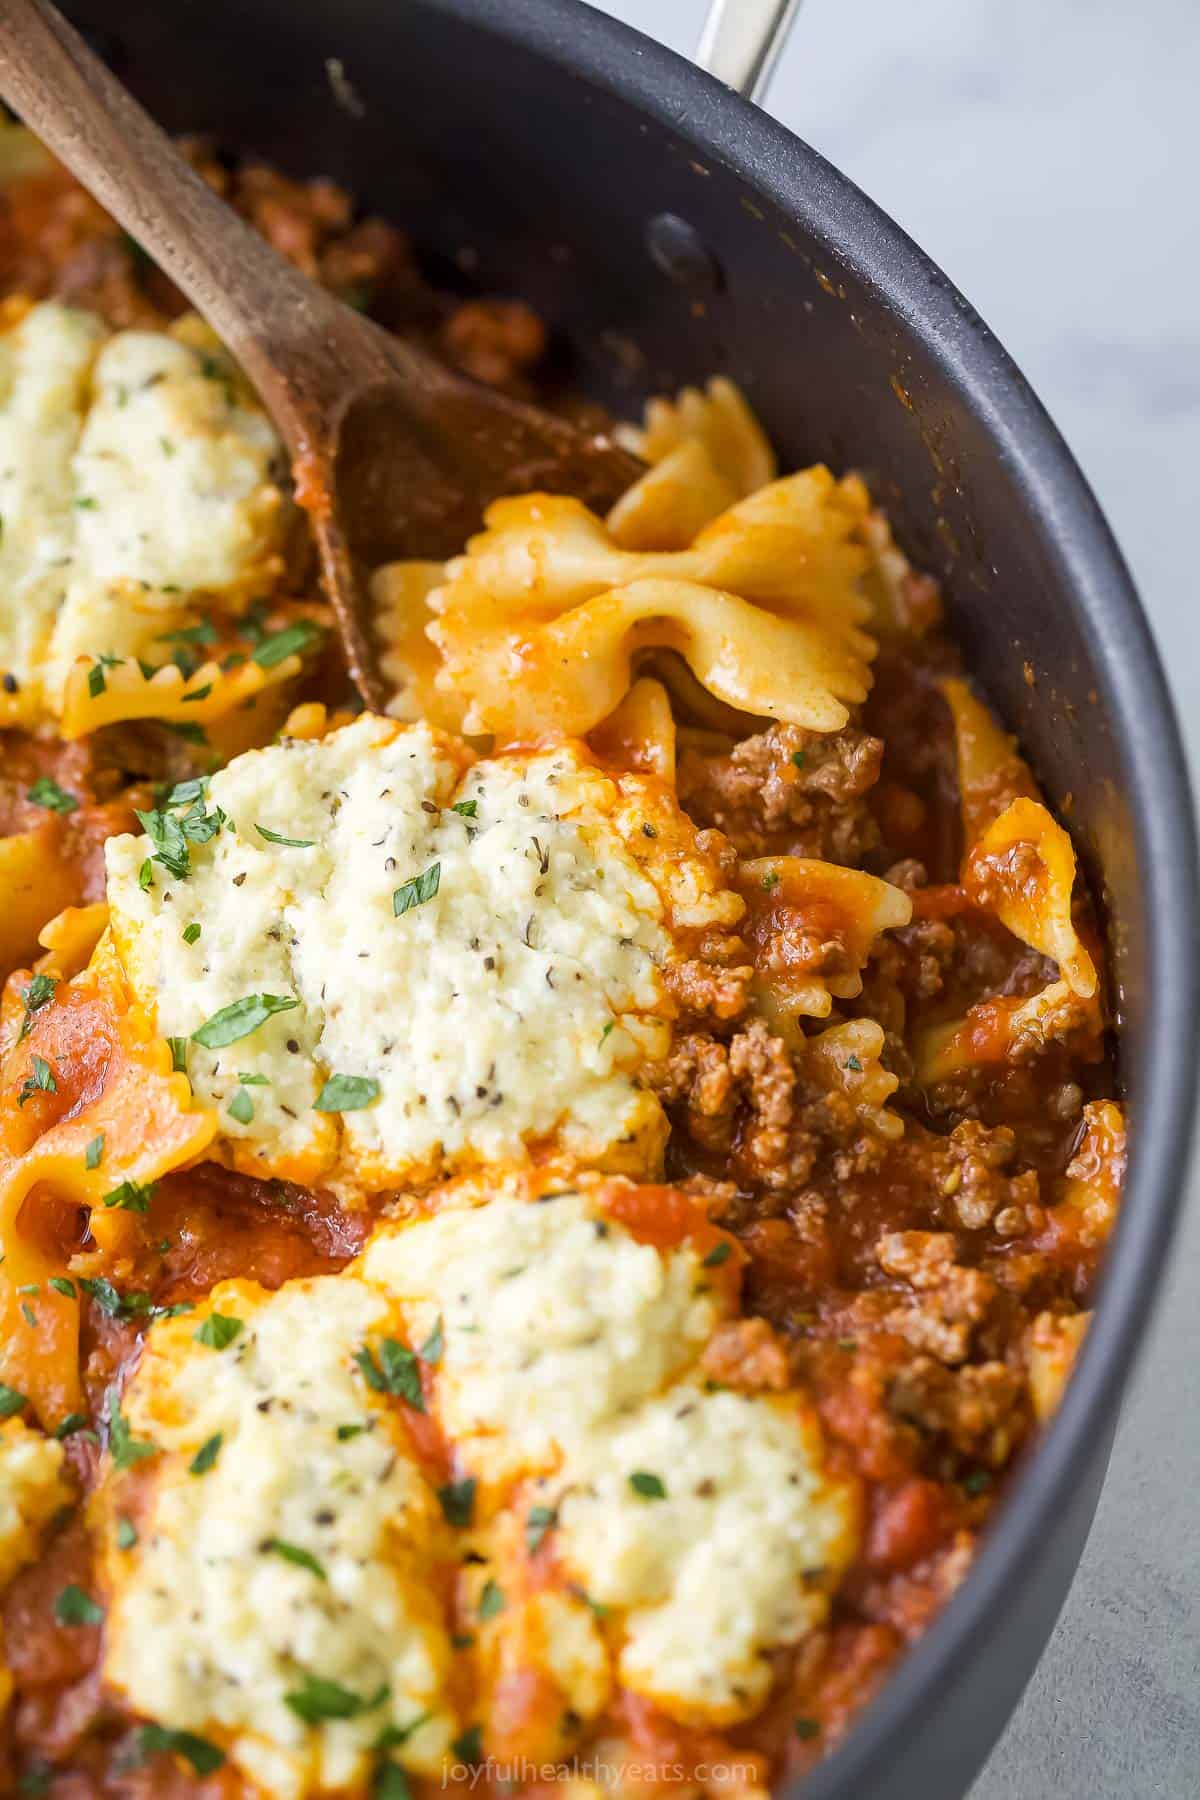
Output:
[{"left": 402, "top": 0, "right": 1200, "bottom": 1790}]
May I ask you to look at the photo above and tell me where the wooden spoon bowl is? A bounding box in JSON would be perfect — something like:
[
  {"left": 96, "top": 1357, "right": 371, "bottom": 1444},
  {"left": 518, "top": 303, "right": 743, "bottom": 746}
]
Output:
[{"left": 0, "top": 0, "right": 642, "bottom": 710}]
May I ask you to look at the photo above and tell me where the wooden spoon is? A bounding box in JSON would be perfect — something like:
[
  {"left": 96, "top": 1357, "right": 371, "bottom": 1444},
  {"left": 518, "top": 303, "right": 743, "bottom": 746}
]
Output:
[{"left": 0, "top": 0, "right": 643, "bottom": 710}]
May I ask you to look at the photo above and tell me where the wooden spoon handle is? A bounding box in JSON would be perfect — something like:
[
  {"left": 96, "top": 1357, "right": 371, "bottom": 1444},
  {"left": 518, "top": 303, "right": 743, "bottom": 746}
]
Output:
[{"left": 0, "top": 0, "right": 384, "bottom": 411}]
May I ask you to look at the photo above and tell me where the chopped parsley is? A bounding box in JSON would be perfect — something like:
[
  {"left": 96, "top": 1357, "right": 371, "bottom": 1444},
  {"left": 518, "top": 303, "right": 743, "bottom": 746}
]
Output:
[
  {"left": 192, "top": 992, "right": 299, "bottom": 1049},
  {"left": 116, "top": 1516, "right": 138, "bottom": 1550},
  {"left": 437, "top": 1477, "right": 476, "bottom": 1528},
  {"left": 27, "top": 776, "right": 78, "bottom": 815},
  {"left": 82, "top": 1277, "right": 124, "bottom": 1318},
  {"left": 54, "top": 1412, "right": 88, "bottom": 1439},
  {"left": 374, "top": 1763, "right": 413, "bottom": 1800},
  {"left": 256, "top": 824, "right": 316, "bottom": 847},
  {"left": 451, "top": 799, "right": 478, "bottom": 819},
  {"left": 163, "top": 775, "right": 209, "bottom": 806},
  {"left": 138, "top": 857, "right": 154, "bottom": 890},
  {"left": 182, "top": 921, "right": 201, "bottom": 944},
  {"left": 17, "top": 972, "right": 56, "bottom": 1040},
  {"left": 284, "top": 1673, "right": 387, "bottom": 1724},
  {"left": 452, "top": 1725, "right": 483, "bottom": 1766},
  {"left": 354, "top": 1340, "right": 424, "bottom": 1410},
  {"left": 525, "top": 1505, "right": 557, "bottom": 1553},
  {"left": 794, "top": 1717, "right": 820, "bottom": 1740},
  {"left": 0, "top": 1383, "right": 27, "bottom": 1417},
  {"left": 54, "top": 1584, "right": 104, "bottom": 1627},
  {"left": 49, "top": 1276, "right": 76, "bottom": 1298},
  {"left": 628, "top": 1470, "right": 667, "bottom": 1500},
  {"left": 137, "top": 796, "right": 228, "bottom": 882},
  {"left": 761, "top": 870, "right": 781, "bottom": 892},
  {"left": 792, "top": 750, "right": 807, "bottom": 770},
  {"left": 194, "top": 1313, "right": 243, "bottom": 1350},
  {"left": 84, "top": 1132, "right": 105, "bottom": 1169},
  {"left": 136, "top": 805, "right": 190, "bottom": 879},
  {"left": 336, "top": 1422, "right": 367, "bottom": 1441},
  {"left": 168, "top": 1035, "right": 188, "bottom": 1073},
  {"left": 418, "top": 1316, "right": 444, "bottom": 1365},
  {"left": 964, "top": 1470, "right": 992, "bottom": 1496},
  {"left": 252, "top": 618, "right": 324, "bottom": 671},
  {"left": 107, "top": 1394, "right": 156, "bottom": 1470},
  {"left": 238, "top": 1072, "right": 270, "bottom": 1085},
  {"left": 846, "top": 1053, "right": 863, "bottom": 1072},
  {"left": 314, "top": 1073, "right": 380, "bottom": 1113},
  {"left": 227, "top": 1087, "right": 255, "bottom": 1125},
  {"left": 477, "top": 1578, "right": 505, "bottom": 1621},
  {"left": 702, "top": 1241, "right": 732, "bottom": 1268},
  {"left": 358, "top": 1712, "right": 410, "bottom": 1764},
  {"left": 155, "top": 621, "right": 219, "bottom": 682},
  {"left": 130, "top": 1724, "right": 225, "bottom": 1775},
  {"left": 102, "top": 1178, "right": 155, "bottom": 1213},
  {"left": 87, "top": 651, "right": 121, "bottom": 697},
  {"left": 188, "top": 1432, "right": 223, "bottom": 1475},
  {"left": 17, "top": 1055, "right": 56, "bottom": 1106},
  {"left": 392, "top": 862, "right": 441, "bottom": 916},
  {"left": 164, "top": 720, "right": 208, "bottom": 746},
  {"left": 265, "top": 1538, "right": 327, "bottom": 1580}
]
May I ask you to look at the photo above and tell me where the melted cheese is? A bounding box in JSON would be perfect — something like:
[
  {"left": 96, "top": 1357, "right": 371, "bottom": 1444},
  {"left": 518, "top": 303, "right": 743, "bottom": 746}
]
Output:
[
  {"left": 556, "top": 1385, "right": 857, "bottom": 1724},
  {"left": 0, "top": 302, "right": 103, "bottom": 713},
  {"left": 363, "top": 1179, "right": 859, "bottom": 1728},
  {"left": 106, "top": 716, "right": 731, "bottom": 1195},
  {"left": 0, "top": 301, "right": 286, "bottom": 721},
  {"left": 0, "top": 1417, "right": 68, "bottom": 1589},
  {"left": 44, "top": 322, "right": 284, "bottom": 704},
  {"left": 99, "top": 1276, "right": 455, "bottom": 1799},
  {"left": 362, "top": 1183, "right": 722, "bottom": 1487}
]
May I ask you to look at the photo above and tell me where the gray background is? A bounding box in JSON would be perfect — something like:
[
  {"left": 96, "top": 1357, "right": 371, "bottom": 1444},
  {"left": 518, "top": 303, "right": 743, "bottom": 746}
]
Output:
[{"left": 591, "top": 2, "right": 1200, "bottom": 1795}]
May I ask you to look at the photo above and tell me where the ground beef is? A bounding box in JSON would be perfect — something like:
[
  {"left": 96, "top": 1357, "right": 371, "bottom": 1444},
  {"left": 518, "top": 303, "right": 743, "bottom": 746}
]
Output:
[
  {"left": 440, "top": 297, "right": 548, "bottom": 392},
  {"left": 653, "top": 1019, "right": 818, "bottom": 1190},
  {"left": 662, "top": 955, "right": 752, "bottom": 1024},
  {"left": 888, "top": 1356, "right": 1028, "bottom": 1464},
  {"left": 874, "top": 1230, "right": 997, "bottom": 1364},
  {"left": 677, "top": 721, "right": 883, "bottom": 864}
]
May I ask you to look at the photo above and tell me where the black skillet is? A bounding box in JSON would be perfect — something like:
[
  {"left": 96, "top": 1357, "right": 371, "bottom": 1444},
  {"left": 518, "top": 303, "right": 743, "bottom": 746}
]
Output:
[{"left": 43, "top": 1, "right": 1200, "bottom": 1793}]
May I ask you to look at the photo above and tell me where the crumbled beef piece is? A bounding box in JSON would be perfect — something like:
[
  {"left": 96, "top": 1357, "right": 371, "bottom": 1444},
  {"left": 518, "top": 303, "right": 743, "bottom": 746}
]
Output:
[
  {"left": 875, "top": 1230, "right": 996, "bottom": 1364},
  {"left": 936, "top": 1120, "right": 1042, "bottom": 1232},
  {"left": 441, "top": 297, "right": 547, "bottom": 391},
  {"left": 862, "top": 914, "right": 956, "bottom": 1035},
  {"left": 677, "top": 1172, "right": 740, "bottom": 1216},
  {"left": 662, "top": 955, "right": 751, "bottom": 1023},
  {"left": 677, "top": 722, "right": 882, "bottom": 864},
  {"left": 699, "top": 1316, "right": 791, "bottom": 1392},
  {"left": 888, "top": 1355, "right": 1027, "bottom": 1462},
  {"left": 653, "top": 1019, "right": 817, "bottom": 1188}
]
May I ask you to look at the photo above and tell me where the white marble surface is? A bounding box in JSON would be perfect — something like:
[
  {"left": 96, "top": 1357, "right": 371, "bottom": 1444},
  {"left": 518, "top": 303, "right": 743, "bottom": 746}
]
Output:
[{"left": 594, "top": 3, "right": 1200, "bottom": 1794}]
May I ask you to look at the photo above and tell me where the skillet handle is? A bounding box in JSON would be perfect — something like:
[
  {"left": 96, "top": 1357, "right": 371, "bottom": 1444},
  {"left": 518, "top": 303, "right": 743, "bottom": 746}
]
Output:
[{"left": 696, "top": 0, "right": 802, "bottom": 103}]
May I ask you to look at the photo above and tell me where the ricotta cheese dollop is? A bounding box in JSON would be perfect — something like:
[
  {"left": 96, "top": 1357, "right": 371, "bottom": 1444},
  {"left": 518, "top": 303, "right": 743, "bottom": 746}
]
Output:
[
  {"left": 106, "top": 714, "right": 744, "bottom": 1195},
  {"left": 0, "top": 301, "right": 285, "bottom": 718},
  {"left": 363, "top": 1176, "right": 860, "bottom": 1729},
  {"left": 98, "top": 1275, "right": 456, "bottom": 1799}
]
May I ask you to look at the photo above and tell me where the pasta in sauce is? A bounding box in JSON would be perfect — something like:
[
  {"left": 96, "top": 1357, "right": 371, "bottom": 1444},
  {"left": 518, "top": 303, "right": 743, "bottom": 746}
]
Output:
[{"left": 0, "top": 126, "right": 1122, "bottom": 1799}]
